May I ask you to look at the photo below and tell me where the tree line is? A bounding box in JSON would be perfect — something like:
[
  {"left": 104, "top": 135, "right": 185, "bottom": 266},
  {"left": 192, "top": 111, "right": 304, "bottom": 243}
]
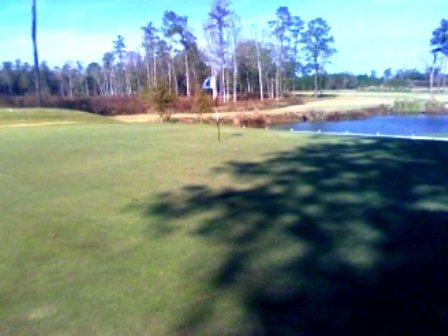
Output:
[
  {"left": 1, "top": 1, "right": 447, "bottom": 109},
  {"left": 2, "top": 0, "right": 339, "bottom": 102},
  {"left": 0, "top": 60, "right": 442, "bottom": 99}
]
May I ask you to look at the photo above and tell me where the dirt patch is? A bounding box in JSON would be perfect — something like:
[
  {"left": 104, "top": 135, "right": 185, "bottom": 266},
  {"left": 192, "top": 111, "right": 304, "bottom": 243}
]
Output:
[{"left": 112, "top": 114, "right": 159, "bottom": 123}]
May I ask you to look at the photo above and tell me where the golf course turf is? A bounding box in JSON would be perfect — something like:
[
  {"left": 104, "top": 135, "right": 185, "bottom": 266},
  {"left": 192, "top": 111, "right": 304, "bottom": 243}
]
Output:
[
  {"left": 1, "top": 112, "right": 448, "bottom": 335},
  {"left": 0, "top": 108, "right": 121, "bottom": 125}
]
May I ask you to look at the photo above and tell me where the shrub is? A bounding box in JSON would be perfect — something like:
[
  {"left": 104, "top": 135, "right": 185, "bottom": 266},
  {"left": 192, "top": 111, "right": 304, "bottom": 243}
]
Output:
[
  {"left": 424, "top": 98, "right": 447, "bottom": 113},
  {"left": 226, "top": 102, "right": 237, "bottom": 112},
  {"left": 193, "top": 90, "right": 213, "bottom": 124},
  {"left": 174, "top": 96, "right": 194, "bottom": 112},
  {"left": 393, "top": 99, "right": 421, "bottom": 113},
  {"left": 282, "top": 91, "right": 293, "bottom": 99},
  {"left": 232, "top": 110, "right": 267, "bottom": 128},
  {"left": 0, "top": 95, "right": 148, "bottom": 116},
  {"left": 140, "top": 82, "right": 176, "bottom": 122}
]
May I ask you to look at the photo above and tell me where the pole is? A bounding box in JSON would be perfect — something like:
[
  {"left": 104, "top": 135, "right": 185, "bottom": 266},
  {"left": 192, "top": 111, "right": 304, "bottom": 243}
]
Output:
[{"left": 215, "top": 108, "right": 220, "bottom": 141}]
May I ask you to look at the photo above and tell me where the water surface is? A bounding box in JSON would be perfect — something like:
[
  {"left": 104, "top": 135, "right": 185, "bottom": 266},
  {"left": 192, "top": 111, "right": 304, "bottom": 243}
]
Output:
[{"left": 273, "top": 115, "right": 448, "bottom": 137}]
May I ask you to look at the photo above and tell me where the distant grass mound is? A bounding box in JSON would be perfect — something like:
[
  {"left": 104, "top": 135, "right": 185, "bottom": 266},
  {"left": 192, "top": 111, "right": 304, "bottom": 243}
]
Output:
[{"left": 0, "top": 108, "right": 120, "bottom": 125}]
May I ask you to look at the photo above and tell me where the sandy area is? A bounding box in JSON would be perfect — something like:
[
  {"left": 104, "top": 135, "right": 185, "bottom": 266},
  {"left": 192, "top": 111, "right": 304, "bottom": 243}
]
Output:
[{"left": 112, "top": 91, "right": 448, "bottom": 123}]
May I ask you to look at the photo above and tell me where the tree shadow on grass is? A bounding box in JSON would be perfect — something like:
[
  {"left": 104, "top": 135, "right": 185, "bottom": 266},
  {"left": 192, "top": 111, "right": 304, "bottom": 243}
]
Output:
[{"left": 146, "top": 136, "right": 448, "bottom": 335}]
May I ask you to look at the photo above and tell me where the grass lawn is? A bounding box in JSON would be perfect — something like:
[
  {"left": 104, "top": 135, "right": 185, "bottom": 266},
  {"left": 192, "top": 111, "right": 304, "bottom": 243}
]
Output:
[
  {"left": 0, "top": 108, "right": 120, "bottom": 125},
  {"left": 1, "top": 112, "right": 448, "bottom": 335}
]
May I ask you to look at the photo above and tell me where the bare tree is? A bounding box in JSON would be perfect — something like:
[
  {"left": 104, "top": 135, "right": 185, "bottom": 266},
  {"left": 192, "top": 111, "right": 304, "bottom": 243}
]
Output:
[
  {"left": 442, "top": 54, "right": 447, "bottom": 92},
  {"left": 62, "top": 62, "right": 74, "bottom": 97},
  {"left": 207, "top": 0, "right": 232, "bottom": 102},
  {"left": 253, "top": 26, "right": 264, "bottom": 101},
  {"left": 229, "top": 13, "right": 241, "bottom": 102},
  {"left": 269, "top": 7, "right": 292, "bottom": 100},
  {"left": 430, "top": 52, "right": 438, "bottom": 93},
  {"left": 141, "top": 23, "right": 160, "bottom": 88},
  {"left": 31, "top": 0, "right": 42, "bottom": 107},
  {"left": 202, "top": 24, "right": 219, "bottom": 99},
  {"left": 102, "top": 52, "right": 115, "bottom": 96}
]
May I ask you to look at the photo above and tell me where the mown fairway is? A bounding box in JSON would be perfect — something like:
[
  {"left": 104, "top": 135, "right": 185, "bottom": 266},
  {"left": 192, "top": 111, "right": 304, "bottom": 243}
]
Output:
[{"left": 1, "top": 116, "right": 448, "bottom": 335}]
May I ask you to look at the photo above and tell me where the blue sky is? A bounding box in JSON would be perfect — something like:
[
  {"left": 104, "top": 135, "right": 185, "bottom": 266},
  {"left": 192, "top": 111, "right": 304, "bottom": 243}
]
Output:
[{"left": 0, "top": 0, "right": 446, "bottom": 74}]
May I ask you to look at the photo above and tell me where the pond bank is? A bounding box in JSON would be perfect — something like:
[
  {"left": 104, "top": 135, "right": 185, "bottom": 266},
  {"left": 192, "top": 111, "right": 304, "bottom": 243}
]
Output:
[{"left": 181, "top": 104, "right": 447, "bottom": 128}]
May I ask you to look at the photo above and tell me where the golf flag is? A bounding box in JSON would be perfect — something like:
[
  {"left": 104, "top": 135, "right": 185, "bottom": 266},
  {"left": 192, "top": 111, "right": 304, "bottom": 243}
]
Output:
[{"left": 202, "top": 76, "right": 216, "bottom": 90}]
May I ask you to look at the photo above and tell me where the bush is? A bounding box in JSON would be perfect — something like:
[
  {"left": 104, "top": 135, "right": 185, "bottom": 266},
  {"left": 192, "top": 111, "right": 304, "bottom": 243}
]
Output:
[
  {"left": 282, "top": 91, "right": 294, "bottom": 99},
  {"left": 226, "top": 102, "right": 237, "bottom": 112},
  {"left": 232, "top": 110, "right": 268, "bottom": 128},
  {"left": 193, "top": 90, "right": 213, "bottom": 123},
  {"left": 174, "top": 97, "right": 194, "bottom": 112},
  {"left": 139, "top": 82, "right": 176, "bottom": 122},
  {"left": 0, "top": 95, "right": 148, "bottom": 116},
  {"left": 393, "top": 99, "right": 422, "bottom": 113},
  {"left": 424, "top": 98, "right": 447, "bottom": 113}
]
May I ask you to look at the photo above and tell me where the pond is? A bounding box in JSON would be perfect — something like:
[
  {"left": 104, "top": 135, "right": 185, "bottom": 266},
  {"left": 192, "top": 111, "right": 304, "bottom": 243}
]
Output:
[{"left": 272, "top": 115, "right": 448, "bottom": 138}]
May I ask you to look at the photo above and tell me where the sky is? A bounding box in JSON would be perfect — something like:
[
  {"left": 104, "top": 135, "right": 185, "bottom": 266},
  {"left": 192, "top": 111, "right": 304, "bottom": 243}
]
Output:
[{"left": 0, "top": 0, "right": 446, "bottom": 75}]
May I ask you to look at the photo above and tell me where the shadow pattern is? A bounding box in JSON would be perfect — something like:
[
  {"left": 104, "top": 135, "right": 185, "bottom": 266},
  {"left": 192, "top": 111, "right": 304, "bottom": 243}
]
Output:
[{"left": 147, "top": 137, "right": 448, "bottom": 335}]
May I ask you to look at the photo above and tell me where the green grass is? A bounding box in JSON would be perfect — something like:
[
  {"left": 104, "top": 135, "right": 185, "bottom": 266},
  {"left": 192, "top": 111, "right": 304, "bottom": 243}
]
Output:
[
  {"left": 392, "top": 99, "right": 422, "bottom": 113},
  {"left": 1, "top": 120, "right": 448, "bottom": 335},
  {"left": 0, "top": 108, "right": 120, "bottom": 125}
]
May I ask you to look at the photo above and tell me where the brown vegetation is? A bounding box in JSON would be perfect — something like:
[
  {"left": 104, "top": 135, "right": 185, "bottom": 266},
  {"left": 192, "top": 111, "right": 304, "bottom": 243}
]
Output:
[
  {"left": 193, "top": 105, "right": 395, "bottom": 129},
  {"left": 0, "top": 94, "right": 305, "bottom": 117}
]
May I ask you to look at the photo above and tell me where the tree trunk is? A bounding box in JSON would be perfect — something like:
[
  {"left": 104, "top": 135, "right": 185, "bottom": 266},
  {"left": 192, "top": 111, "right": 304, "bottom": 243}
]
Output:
[
  {"left": 110, "top": 72, "right": 115, "bottom": 96},
  {"left": 184, "top": 52, "right": 190, "bottom": 97},
  {"left": 233, "top": 53, "right": 237, "bottom": 103},
  {"left": 221, "top": 67, "right": 226, "bottom": 103},
  {"left": 172, "top": 61, "right": 178, "bottom": 96},
  {"left": 314, "top": 58, "right": 319, "bottom": 98},
  {"left": 31, "top": 0, "right": 42, "bottom": 107},
  {"left": 212, "top": 65, "right": 217, "bottom": 100},
  {"left": 125, "top": 68, "right": 131, "bottom": 95},
  {"left": 85, "top": 77, "right": 89, "bottom": 96},
  {"left": 153, "top": 55, "right": 157, "bottom": 86},
  {"left": 103, "top": 74, "right": 108, "bottom": 96},
  {"left": 226, "top": 69, "right": 229, "bottom": 103},
  {"left": 442, "top": 55, "right": 447, "bottom": 93},
  {"left": 430, "top": 52, "right": 438, "bottom": 94},
  {"left": 146, "top": 58, "right": 150, "bottom": 87},
  {"left": 168, "top": 61, "right": 172, "bottom": 93},
  {"left": 256, "top": 41, "right": 263, "bottom": 101},
  {"left": 276, "top": 61, "right": 280, "bottom": 101},
  {"left": 68, "top": 75, "right": 73, "bottom": 97},
  {"left": 293, "top": 48, "right": 297, "bottom": 93},
  {"left": 192, "top": 67, "right": 197, "bottom": 95}
]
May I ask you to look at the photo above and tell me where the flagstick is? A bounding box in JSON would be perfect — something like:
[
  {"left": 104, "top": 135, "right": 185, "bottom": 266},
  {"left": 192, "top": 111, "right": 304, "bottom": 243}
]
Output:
[{"left": 215, "top": 108, "right": 220, "bottom": 141}]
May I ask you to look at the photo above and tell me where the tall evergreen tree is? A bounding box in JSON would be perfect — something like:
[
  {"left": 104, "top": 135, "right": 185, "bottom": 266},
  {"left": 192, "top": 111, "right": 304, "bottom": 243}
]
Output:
[
  {"left": 430, "top": 19, "right": 448, "bottom": 92},
  {"left": 31, "top": 0, "right": 42, "bottom": 107},
  {"left": 301, "top": 18, "right": 337, "bottom": 98}
]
